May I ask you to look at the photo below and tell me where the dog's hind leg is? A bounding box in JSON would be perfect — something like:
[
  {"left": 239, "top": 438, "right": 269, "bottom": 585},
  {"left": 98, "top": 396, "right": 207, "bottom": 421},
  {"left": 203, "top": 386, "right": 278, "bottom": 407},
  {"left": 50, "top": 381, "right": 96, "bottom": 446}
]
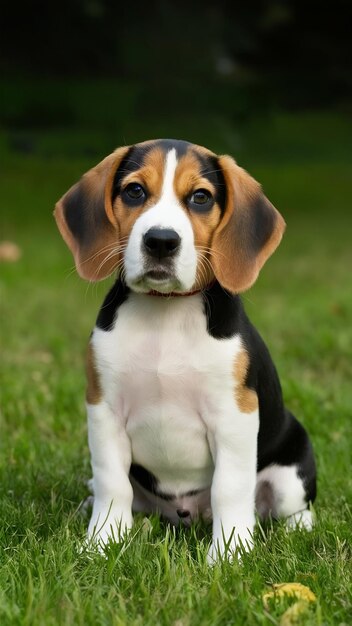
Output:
[
  {"left": 256, "top": 412, "right": 316, "bottom": 530},
  {"left": 256, "top": 464, "right": 314, "bottom": 530}
]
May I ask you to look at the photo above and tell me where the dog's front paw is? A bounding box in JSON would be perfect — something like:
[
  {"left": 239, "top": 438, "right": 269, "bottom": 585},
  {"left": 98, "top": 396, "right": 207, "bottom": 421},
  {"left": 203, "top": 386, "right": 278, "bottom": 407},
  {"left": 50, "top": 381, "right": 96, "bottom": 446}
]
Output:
[
  {"left": 87, "top": 506, "right": 133, "bottom": 550},
  {"left": 207, "top": 528, "right": 254, "bottom": 564}
]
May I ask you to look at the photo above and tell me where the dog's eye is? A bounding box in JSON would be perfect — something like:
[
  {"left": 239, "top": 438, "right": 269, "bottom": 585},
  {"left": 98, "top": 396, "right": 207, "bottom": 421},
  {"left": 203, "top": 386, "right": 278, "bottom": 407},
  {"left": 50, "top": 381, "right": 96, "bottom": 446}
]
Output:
[
  {"left": 188, "top": 189, "right": 213, "bottom": 212},
  {"left": 122, "top": 182, "right": 146, "bottom": 204}
]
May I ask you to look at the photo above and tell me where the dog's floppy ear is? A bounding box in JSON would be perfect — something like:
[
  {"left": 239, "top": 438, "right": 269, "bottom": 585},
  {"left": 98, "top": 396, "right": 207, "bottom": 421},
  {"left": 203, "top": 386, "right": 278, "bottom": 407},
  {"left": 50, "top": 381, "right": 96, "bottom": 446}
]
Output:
[
  {"left": 211, "top": 155, "right": 286, "bottom": 293},
  {"left": 54, "top": 146, "right": 130, "bottom": 280}
]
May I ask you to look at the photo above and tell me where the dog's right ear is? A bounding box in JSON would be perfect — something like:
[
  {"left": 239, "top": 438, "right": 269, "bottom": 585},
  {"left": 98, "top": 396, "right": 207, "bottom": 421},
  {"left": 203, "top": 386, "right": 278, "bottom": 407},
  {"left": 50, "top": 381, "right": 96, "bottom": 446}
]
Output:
[{"left": 54, "top": 146, "right": 130, "bottom": 280}]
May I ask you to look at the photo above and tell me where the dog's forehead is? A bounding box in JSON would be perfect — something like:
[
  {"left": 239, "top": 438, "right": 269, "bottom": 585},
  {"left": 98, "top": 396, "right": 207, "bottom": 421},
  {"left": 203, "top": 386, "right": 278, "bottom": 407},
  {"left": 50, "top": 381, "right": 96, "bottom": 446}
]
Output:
[
  {"left": 112, "top": 139, "right": 222, "bottom": 198},
  {"left": 120, "top": 140, "right": 216, "bottom": 176},
  {"left": 138, "top": 139, "right": 216, "bottom": 160}
]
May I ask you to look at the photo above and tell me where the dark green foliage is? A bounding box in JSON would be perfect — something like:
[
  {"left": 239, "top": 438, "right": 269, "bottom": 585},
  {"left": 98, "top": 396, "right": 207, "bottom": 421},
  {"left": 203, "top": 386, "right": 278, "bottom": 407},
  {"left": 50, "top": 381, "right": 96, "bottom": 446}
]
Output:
[{"left": 1, "top": 2, "right": 351, "bottom": 109}]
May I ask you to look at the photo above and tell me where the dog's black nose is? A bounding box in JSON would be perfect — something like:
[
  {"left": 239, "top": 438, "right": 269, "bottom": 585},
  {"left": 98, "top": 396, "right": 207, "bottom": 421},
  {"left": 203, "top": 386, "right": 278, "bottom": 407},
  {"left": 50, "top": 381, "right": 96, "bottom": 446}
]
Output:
[
  {"left": 143, "top": 228, "right": 181, "bottom": 259},
  {"left": 176, "top": 508, "right": 190, "bottom": 518}
]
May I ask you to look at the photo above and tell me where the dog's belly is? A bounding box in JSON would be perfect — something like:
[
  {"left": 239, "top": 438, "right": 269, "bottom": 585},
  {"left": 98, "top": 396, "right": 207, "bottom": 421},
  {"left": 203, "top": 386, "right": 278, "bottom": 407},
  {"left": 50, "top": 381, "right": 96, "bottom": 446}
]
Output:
[{"left": 124, "top": 369, "right": 214, "bottom": 495}]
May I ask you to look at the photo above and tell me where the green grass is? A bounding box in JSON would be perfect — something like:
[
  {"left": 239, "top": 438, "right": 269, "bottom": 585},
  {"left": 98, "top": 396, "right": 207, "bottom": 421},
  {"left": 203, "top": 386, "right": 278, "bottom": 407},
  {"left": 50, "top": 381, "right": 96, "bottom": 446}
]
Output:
[{"left": 1, "top": 109, "right": 352, "bottom": 625}]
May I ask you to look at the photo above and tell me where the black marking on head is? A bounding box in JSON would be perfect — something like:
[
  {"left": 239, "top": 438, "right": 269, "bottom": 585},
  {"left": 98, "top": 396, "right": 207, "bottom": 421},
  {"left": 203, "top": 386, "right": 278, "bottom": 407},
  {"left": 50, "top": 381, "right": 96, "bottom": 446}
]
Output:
[
  {"left": 193, "top": 151, "right": 227, "bottom": 215},
  {"left": 96, "top": 277, "right": 130, "bottom": 331},
  {"left": 112, "top": 143, "right": 156, "bottom": 201},
  {"left": 154, "top": 139, "right": 191, "bottom": 159}
]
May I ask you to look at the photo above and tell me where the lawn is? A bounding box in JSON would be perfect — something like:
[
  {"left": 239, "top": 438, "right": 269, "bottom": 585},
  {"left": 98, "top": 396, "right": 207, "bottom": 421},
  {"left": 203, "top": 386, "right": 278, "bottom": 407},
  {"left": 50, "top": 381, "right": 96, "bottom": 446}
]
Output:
[{"left": 1, "top": 107, "right": 351, "bottom": 625}]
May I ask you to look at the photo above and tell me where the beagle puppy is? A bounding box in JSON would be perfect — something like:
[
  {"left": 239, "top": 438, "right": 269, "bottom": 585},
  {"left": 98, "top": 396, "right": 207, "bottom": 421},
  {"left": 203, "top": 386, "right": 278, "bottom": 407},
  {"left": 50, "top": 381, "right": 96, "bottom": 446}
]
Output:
[{"left": 55, "top": 139, "right": 316, "bottom": 561}]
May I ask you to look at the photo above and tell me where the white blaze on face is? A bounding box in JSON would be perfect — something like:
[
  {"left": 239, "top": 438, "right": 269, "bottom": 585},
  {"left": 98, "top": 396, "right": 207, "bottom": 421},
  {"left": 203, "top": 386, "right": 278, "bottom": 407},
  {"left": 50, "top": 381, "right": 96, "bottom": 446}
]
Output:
[{"left": 124, "top": 148, "right": 198, "bottom": 293}]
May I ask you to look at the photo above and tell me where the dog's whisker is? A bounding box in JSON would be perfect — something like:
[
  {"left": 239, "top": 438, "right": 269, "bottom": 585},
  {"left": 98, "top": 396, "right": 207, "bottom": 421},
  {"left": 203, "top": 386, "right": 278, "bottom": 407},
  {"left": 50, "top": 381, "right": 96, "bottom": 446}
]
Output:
[
  {"left": 198, "top": 255, "right": 208, "bottom": 284},
  {"left": 197, "top": 249, "right": 214, "bottom": 273},
  {"left": 196, "top": 252, "right": 213, "bottom": 288},
  {"left": 93, "top": 249, "right": 121, "bottom": 281},
  {"left": 196, "top": 245, "right": 231, "bottom": 264},
  {"left": 79, "top": 242, "right": 127, "bottom": 269}
]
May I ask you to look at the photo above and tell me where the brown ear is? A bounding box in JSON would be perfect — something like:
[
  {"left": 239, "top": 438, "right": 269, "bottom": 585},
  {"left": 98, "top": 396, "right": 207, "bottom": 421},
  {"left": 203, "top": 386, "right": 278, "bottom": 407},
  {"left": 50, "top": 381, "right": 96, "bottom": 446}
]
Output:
[
  {"left": 54, "top": 146, "right": 129, "bottom": 280},
  {"left": 211, "top": 155, "right": 286, "bottom": 293}
]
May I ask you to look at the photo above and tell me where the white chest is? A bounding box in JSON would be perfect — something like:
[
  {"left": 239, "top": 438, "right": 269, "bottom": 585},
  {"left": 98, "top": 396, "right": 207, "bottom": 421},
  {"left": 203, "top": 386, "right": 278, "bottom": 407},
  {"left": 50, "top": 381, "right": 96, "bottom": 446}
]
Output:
[{"left": 92, "top": 293, "right": 242, "bottom": 492}]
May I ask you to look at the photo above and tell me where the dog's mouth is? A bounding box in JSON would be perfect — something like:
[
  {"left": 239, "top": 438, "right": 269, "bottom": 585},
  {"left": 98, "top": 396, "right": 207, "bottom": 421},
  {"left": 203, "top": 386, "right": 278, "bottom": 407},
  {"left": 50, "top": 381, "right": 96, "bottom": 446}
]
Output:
[
  {"left": 129, "top": 267, "right": 183, "bottom": 294},
  {"left": 144, "top": 269, "right": 173, "bottom": 282}
]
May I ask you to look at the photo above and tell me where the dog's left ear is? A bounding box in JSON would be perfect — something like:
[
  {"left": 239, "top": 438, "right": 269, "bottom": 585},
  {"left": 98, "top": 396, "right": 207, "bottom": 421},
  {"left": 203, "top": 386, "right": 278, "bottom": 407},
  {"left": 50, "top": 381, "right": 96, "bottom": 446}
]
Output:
[
  {"left": 54, "top": 146, "right": 129, "bottom": 281},
  {"left": 211, "top": 155, "right": 286, "bottom": 293}
]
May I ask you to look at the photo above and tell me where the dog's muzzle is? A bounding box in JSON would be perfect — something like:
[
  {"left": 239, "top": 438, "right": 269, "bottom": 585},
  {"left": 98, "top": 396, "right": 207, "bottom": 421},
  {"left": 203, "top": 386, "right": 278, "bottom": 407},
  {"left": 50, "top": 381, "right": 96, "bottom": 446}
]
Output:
[{"left": 143, "top": 228, "right": 181, "bottom": 260}]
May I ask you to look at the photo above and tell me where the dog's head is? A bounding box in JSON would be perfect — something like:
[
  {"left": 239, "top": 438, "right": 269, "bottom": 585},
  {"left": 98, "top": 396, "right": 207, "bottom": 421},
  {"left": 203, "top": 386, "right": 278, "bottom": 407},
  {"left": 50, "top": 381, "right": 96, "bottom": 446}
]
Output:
[{"left": 55, "top": 139, "right": 285, "bottom": 294}]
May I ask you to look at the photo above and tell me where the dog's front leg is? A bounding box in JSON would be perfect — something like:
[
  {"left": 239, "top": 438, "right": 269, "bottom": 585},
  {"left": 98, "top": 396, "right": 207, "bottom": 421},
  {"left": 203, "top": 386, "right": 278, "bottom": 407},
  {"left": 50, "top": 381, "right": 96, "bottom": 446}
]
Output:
[
  {"left": 87, "top": 401, "right": 133, "bottom": 547},
  {"left": 207, "top": 409, "right": 259, "bottom": 563}
]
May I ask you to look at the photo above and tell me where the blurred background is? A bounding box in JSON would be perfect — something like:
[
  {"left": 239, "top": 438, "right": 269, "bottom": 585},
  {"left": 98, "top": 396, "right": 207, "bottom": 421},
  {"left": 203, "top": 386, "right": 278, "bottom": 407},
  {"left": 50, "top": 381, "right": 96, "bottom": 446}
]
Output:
[
  {"left": 1, "top": 0, "right": 351, "bottom": 156},
  {"left": 1, "top": 1, "right": 351, "bottom": 448},
  {"left": 1, "top": 0, "right": 352, "bottom": 142}
]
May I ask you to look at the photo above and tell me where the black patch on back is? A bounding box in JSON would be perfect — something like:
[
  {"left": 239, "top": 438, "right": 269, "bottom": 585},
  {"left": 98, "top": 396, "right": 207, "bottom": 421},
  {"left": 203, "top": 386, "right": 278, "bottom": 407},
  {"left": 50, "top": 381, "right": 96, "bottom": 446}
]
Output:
[{"left": 96, "top": 277, "right": 130, "bottom": 331}]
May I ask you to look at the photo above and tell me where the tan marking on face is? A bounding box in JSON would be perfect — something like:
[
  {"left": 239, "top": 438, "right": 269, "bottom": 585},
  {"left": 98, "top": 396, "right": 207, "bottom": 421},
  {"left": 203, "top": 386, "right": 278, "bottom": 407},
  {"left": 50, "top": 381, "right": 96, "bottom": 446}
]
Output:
[
  {"left": 112, "top": 146, "right": 166, "bottom": 263},
  {"left": 86, "top": 342, "right": 102, "bottom": 404},
  {"left": 234, "top": 349, "right": 258, "bottom": 414},
  {"left": 113, "top": 147, "right": 165, "bottom": 265},
  {"left": 174, "top": 148, "right": 222, "bottom": 289}
]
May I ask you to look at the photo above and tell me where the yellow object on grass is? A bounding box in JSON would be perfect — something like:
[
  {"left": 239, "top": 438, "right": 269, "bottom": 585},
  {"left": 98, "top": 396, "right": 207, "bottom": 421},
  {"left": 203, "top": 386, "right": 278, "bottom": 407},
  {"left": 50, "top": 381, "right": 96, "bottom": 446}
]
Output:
[
  {"left": 262, "top": 582, "right": 317, "bottom": 626},
  {"left": 262, "top": 582, "right": 317, "bottom": 608}
]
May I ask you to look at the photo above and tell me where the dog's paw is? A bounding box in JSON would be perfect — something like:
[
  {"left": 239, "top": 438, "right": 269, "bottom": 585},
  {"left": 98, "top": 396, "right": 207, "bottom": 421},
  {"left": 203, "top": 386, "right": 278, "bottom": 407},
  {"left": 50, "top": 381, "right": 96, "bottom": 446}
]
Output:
[
  {"left": 88, "top": 507, "right": 133, "bottom": 549},
  {"left": 285, "top": 509, "right": 314, "bottom": 531},
  {"left": 207, "top": 528, "right": 254, "bottom": 565}
]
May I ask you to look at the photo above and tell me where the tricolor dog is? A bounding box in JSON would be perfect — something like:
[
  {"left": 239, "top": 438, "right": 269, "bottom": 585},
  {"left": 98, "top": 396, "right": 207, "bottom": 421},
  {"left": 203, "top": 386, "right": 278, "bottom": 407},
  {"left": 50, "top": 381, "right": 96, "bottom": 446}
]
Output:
[{"left": 55, "top": 139, "right": 316, "bottom": 561}]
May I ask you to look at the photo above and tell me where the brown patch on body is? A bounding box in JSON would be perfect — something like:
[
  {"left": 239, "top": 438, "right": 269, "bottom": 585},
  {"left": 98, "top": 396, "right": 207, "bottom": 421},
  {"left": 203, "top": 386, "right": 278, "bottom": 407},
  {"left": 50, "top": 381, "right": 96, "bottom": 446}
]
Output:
[
  {"left": 233, "top": 349, "right": 258, "bottom": 413},
  {"left": 86, "top": 342, "right": 102, "bottom": 404}
]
